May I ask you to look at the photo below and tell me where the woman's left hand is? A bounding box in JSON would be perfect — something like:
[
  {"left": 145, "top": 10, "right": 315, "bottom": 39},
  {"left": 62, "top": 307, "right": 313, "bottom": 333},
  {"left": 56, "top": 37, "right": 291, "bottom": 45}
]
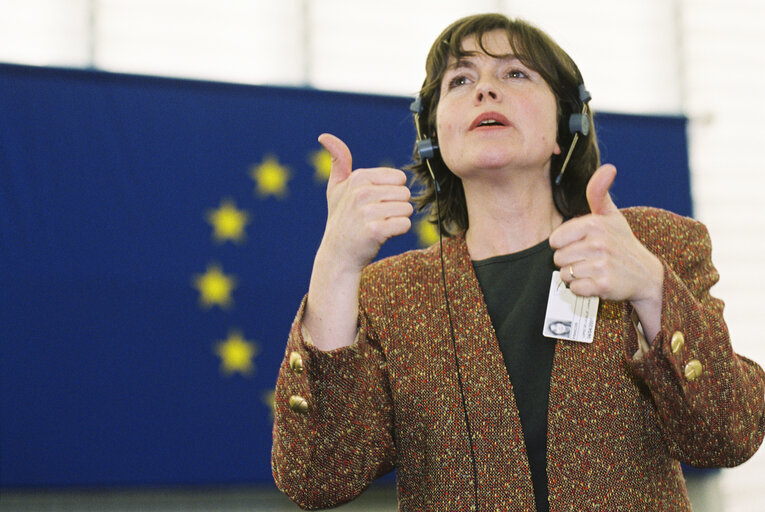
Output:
[{"left": 549, "top": 164, "right": 664, "bottom": 341}]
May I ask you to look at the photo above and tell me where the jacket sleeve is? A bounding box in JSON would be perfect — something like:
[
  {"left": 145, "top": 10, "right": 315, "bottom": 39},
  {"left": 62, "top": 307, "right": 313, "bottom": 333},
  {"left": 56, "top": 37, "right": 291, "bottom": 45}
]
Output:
[
  {"left": 626, "top": 211, "right": 765, "bottom": 467},
  {"left": 271, "top": 296, "right": 396, "bottom": 510}
]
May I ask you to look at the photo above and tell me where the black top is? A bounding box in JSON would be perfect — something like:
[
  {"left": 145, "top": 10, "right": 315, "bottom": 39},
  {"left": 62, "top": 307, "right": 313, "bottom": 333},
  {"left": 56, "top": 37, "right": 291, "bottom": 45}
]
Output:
[{"left": 472, "top": 239, "right": 557, "bottom": 512}]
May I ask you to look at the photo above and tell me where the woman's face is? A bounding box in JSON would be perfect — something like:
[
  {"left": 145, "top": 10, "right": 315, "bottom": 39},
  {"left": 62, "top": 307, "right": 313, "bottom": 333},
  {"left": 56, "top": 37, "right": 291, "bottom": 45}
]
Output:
[{"left": 435, "top": 30, "right": 561, "bottom": 181}]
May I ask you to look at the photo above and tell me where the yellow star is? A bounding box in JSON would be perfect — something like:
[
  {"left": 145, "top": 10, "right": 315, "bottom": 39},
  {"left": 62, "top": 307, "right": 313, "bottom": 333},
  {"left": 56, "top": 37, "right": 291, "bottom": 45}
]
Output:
[
  {"left": 310, "top": 147, "right": 332, "bottom": 182},
  {"left": 214, "top": 329, "right": 259, "bottom": 376},
  {"left": 415, "top": 218, "right": 440, "bottom": 247},
  {"left": 262, "top": 389, "right": 275, "bottom": 420},
  {"left": 206, "top": 199, "right": 250, "bottom": 244},
  {"left": 250, "top": 155, "right": 290, "bottom": 198},
  {"left": 193, "top": 263, "right": 236, "bottom": 309}
]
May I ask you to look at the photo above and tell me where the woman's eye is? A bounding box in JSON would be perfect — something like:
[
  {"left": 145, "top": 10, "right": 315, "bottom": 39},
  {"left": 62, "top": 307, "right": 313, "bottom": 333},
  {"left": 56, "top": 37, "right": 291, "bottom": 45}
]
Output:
[
  {"left": 507, "top": 69, "right": 528, "bottom": 79},
  {"left": 447, "top": 75, "right": 469, "bottom": 89}
]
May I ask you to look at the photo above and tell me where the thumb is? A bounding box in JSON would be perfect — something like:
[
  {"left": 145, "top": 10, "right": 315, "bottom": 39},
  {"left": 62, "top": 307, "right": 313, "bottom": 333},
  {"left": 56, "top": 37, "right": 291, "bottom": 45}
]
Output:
[
  {"left": 586, "top": 164, "right": 618, "bottom": 215},
  {"left": 318, "top": 133, "right": 352, "bottom": 187}
]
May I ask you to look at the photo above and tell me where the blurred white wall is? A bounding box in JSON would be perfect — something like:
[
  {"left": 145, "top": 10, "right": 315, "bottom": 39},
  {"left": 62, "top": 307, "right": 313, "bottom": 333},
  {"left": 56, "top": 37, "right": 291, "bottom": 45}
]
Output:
[{"left": 1, "top": 0, "right": 763, "bottom": 509}]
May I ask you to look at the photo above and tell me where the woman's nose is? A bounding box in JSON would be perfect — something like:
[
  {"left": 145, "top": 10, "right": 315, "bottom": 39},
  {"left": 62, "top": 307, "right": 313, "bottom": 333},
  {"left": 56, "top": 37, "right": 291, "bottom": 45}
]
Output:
[{"left": 475, "top": 79, "right": 501, "bottom": 103}]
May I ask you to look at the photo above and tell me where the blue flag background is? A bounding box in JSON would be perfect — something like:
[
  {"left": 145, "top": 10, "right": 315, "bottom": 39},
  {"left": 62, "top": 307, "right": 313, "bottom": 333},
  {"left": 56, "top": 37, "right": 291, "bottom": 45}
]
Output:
[{"left": 0, "top": 63, "right": 691, "bottom": 488}]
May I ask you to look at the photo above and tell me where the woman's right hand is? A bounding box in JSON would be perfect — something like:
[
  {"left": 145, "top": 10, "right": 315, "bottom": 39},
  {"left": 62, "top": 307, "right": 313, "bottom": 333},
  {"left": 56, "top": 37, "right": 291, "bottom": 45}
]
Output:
[
  {"left": 304, "top": 134, "right": 413, "bottom": 351},
  {"left": 317, "top": 133, "right": 413, "bottom": 271}
]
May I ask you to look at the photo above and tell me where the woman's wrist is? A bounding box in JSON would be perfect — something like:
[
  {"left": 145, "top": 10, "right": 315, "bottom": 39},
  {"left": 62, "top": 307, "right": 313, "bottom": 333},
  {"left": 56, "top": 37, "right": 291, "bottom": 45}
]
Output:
[
  {"left": 629, "top": 255, "right": 664, "bottom": 342},
  {"left": 304, "top": 249, "right": 363, "bottom": 352}
]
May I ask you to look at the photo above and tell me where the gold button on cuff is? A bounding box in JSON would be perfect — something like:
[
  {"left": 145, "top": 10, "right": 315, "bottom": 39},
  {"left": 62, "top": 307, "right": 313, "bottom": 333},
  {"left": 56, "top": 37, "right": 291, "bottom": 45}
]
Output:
[
  {"left": 671, "top": 331, "right": 685, "bottom": 354},
  {"left": 684, "top": 359, "right": 703, "bottom": 382},
  {"left": 289, "top": 395, "right": 309, "bottom": 414},
  {"left": 289, "top": 352, "right": 304, "bottom": 373}
]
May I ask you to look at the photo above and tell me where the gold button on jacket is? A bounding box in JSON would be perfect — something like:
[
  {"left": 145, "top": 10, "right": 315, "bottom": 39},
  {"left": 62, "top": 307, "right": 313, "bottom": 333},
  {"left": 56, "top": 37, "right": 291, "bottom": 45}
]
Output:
[
  {"left": 289, "top": 352, "right": 304, "bottom": 373},
  {"left": 288, "top": 395, "right": 308, "bottom": 414},
  {"left": 684, "top": 359, "right": 703, "bottom": 381},
  {"left": 671, "top": 331, "right": 685, "bottom": 354}
]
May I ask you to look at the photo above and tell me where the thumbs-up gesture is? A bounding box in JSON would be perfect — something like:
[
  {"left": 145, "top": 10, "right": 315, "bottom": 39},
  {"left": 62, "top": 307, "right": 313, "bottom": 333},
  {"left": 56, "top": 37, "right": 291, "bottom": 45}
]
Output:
[
  {"left": 549, "top": 164, "right": 664, "bottom": 340},
  {"left": 303, "top": 134, "right": 413, "bottom": 351},
  {"left": 318, "top": 133, "right": 413, "bottom": 269}
]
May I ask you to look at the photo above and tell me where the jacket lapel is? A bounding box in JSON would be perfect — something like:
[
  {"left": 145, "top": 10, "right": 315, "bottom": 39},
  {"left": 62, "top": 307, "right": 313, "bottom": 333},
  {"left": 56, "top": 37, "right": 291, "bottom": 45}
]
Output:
[{"left": 440, "top": 234, "right": 537, "bottom": 508}]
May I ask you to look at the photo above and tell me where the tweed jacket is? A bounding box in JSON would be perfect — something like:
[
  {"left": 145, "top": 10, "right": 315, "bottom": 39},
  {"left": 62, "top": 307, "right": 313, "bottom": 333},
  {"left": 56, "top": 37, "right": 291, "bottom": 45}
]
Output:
[{"left": 272, "top": 207, "right": 765, "bottom": 511}]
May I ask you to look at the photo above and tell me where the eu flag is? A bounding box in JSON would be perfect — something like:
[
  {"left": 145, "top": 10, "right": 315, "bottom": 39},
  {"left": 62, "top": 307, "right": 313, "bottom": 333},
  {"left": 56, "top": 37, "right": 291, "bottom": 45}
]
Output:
[{"left": 0, "top": 63, "right": 690, "bottom": 487}]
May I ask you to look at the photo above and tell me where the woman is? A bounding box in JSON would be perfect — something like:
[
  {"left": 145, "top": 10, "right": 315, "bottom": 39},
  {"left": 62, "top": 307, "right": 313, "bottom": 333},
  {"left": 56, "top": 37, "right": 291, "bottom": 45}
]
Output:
[{"left": 272, "top": 13, "right": 765, "bottom": 511}]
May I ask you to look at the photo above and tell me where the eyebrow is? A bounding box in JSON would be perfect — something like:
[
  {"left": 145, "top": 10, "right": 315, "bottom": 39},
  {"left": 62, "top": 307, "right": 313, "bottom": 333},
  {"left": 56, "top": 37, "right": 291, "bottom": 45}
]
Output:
[{"left": 447, "top": 54, "right": 522, "bottom": 71}]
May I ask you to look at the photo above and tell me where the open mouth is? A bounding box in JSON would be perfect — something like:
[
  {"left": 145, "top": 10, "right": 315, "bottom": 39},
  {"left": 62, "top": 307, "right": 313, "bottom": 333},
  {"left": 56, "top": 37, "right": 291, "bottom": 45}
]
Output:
[{"left": 470, "top": 112, "right": 511, "bottom": 130}]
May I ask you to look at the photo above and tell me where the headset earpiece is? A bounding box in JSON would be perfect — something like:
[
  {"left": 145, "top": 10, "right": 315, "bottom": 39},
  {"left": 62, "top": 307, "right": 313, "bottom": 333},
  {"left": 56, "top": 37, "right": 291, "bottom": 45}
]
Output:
[
  {"left": 410, "top": 96, "right": 441, "bottom": 191},
  {"left": 568, "top": 112, "right": 590, "bottom": 137},
  {"left": 416, "top": 138, "right": 438, "bottom": 160},
  {"left": 409, "top": 97, "right": 440, "bottom": 160},
  {"left": 577, "top": 83, "right": 592, "bottom": 105},
  {"left": 409, "top": 96, "right": 424, "bottom": 116},
  {"left": 567, "top": 83, "right": 591, "bottom": 136},
  {"left": 555, "top": 79, "right": 591, "bottom": 185}
]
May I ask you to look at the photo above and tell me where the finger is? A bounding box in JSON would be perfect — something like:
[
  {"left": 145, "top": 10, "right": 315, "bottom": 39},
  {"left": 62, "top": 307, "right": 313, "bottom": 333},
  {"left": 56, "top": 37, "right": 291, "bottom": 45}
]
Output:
[
  {"left": 553, "top": 244, "right": 585, "bottom": 269},
  {"left": 568, "top": 278, "right": 600, "bottom": 299},
  {"left": 372, "top": 184, "right": 411, "bottom": 203},
  {"left": 369, "top": 168, "right": 408, "bottom": 186},
  {"left": 553, "top": 237, "right": 609, "bottom": 269},
  {"left": 368, "top": 216, "right": 412, "bottom": 242},
  {"left": 361, "top": 201, "right": 414, "bottom": 221},
  {"left": 564, "top": 257, "right": 616, "bottom": 297},
  {"left": 349, "top": 184, "right": 411, "bottom": 209},
  {"left": 561, "top": 258, "right": 594, "bottom": 291},
  {"left": 586, "top": 164, "right": 618, "bottom": 215},
  {"left": 351, "top": 167, "right": 409, "bottom": 187},
  {"left": 559, "top": 258, "right": 589, "bottom": 286},
  {"left": 318, "top": 133, "right": 352, "bottom": 187},
  {"left": 549, "top": 216, "right": 590, "bottom": 249}
]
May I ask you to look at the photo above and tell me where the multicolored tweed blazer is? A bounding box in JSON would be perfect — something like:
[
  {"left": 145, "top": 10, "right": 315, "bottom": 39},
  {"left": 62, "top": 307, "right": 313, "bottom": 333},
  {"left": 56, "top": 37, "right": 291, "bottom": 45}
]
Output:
[{"left": 272, "top": 207, "right": 765, "bottom": 511}]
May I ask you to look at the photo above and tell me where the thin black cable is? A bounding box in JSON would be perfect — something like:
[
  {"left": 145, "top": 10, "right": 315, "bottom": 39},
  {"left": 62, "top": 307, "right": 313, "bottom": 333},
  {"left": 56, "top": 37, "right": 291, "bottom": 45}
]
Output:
[
  {"left": 411, "top": 99, "right": 480, "bottom": 508},
  {"left": 431, "top": 169, "right": 480, "bottom": 512}
]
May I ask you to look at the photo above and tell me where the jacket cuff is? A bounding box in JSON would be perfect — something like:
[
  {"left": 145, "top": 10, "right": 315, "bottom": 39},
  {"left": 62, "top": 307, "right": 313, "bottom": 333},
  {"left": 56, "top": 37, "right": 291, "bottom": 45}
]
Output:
[
  {"left": 276, "top": 295, "right": 365, "bottom": 417},
  {"left": 627, "top": 261, "right": 708, "bottom": 396}
]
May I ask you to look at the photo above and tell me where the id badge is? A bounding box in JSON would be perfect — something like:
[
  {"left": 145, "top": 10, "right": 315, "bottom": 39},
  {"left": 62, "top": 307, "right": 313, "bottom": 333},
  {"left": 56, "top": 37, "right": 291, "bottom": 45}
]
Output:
[{"left": 542, "top": 271, "right": 599, "bottom": 343}]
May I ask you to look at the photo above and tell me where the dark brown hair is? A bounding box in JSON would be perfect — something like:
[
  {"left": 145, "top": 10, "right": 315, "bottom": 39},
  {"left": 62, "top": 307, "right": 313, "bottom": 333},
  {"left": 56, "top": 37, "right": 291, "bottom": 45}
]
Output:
[{"left": 409, "top": 13, "right": 600, "bottom": 234}]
